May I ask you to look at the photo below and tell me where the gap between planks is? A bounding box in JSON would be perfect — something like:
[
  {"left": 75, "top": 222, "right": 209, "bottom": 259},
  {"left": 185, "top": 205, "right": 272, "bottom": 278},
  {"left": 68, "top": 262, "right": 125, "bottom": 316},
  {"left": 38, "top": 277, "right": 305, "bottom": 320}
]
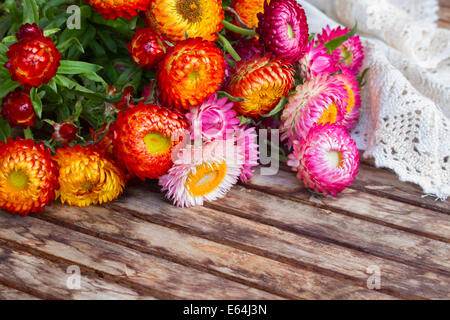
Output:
[{"left": 107, "top": 188, "right": 450, "bottom": 299}]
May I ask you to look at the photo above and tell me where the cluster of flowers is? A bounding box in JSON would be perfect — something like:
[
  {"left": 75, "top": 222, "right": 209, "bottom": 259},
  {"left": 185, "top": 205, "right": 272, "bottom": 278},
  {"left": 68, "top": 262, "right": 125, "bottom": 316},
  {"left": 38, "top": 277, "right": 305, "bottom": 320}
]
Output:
[{"left": 0, "top": 0, "right": 364, "bottom": 216}]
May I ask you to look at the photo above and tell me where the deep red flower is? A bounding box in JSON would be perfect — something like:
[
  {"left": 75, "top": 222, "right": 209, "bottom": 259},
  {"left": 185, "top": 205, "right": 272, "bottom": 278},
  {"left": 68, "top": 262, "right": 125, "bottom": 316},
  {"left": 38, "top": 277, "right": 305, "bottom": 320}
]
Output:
[
  {"left": 5, "top": 24, "right": 61, "bottom": 88},
  {"left": 16, "top": 23, "right": 44, "bottom": 40},
  {"left": 0, "top": 88, "right": 36, "bottom": 128},
  {"left": 52, "top": 122, "right": 79, "bottom": 146},
  {"left": 127, "top": 27, "right": 167, "bottom": 69}
]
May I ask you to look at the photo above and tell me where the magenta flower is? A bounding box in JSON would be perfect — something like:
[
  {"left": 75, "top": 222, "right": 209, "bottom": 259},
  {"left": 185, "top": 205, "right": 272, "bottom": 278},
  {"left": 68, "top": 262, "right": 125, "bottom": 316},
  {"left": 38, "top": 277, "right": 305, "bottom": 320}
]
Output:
[
  {"left": 333, "top": 68, "right": 361, "bottom": 131},
  {"left": 280, "top": 74, "right": 348, "bottom": 148},
  {"left": 298, "top": 41, "right": 339, "bottom": 79},
  {"left": 316, "top": 25, "right": 364, "bottom": 75},
  {"left": 256, "top": 0, "right": 309, "bottom": 63},
  {"left": 235, "top": 38, "right": 264, "bottom": 61},
  {"left": 235, "top": 126, "right": 259, "bottom": 183},
  {"left": 287, "top": 124, "right": 360, "bottom": 196},
  {"left": 186, "top": 93, "right": 240, "bottom": 141}
]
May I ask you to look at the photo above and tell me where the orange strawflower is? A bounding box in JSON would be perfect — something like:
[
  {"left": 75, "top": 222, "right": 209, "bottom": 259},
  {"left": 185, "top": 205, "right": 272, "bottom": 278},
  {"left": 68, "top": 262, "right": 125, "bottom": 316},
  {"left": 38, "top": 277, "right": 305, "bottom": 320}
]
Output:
[
  {"left": 226, "top": 54, "right": 294, "bottom": 118},
  {"left": 157, "top": 38, "right": 226, "bottom": 111},
  {"left": 0, "top": 138, "right": 59, "bottom": 215},
  {"left": 86, "top": 0, "right": 152, "bottom": 20},
  {"left": 113, "top": 102, "right": 188, "bottom": 180},
  {"left": 54, "top": 145, "right": 125, "bottom": 207},
  {"left": 146, "top": 0, "right": 224, "bottom": 42}
]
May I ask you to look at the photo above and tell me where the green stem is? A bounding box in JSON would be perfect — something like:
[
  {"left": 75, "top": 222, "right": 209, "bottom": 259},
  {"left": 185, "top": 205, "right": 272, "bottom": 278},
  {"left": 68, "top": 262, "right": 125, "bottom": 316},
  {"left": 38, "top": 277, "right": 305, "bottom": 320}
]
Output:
[
  {"left": 24, "top": 127, "right": 34, "bottom": 140},
  {"left": 222, "top": 20, "right": 257, "bottom": 37},
  {"left": 218, "top": 33, "right": 241, "bottom": 62}
]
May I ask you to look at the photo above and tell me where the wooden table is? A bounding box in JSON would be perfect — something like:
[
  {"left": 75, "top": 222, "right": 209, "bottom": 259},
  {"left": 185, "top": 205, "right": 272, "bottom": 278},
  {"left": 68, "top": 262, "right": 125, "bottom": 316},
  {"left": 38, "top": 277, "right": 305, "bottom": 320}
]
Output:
[{"left": 0, "top": 4, "right": 449, "bottom": 301}]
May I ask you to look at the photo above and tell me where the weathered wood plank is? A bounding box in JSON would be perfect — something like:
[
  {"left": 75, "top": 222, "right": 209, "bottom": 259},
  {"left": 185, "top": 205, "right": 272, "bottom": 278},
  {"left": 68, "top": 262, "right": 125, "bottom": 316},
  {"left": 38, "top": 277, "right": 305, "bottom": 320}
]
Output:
[
  {"left": 0, "top": 212, "right": 281, "bottom": 300},
  {"left": 0, "top": 283, "right": 39, "bottom": 300},
  {"left": 348, "top": 164, "right": 449, "bottom": 214},
  {"left": 247, "top": 168, "right": 450, "bottom": 242},
  {"left": 0, "top": 243, "right": 153, "bottom": 300},
  {"left": 111, "top": 187, "right": 450, "bottom": 299},
  {"left": 37, "top": 203, "right": 395, "bottom": 300},
  {"left": 210, "top": 185, "right": 450, "bottom": 273}
]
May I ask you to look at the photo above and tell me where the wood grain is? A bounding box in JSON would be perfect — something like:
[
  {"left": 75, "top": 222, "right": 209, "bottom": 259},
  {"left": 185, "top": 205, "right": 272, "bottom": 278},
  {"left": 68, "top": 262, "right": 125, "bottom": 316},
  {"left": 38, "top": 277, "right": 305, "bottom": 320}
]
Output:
[
  {"left": 111, "top": 187, "right": 450, "bottom": 299},
  {"left": 0, "top": 243, "right": 153, "bottom": 300},
  {"left": 247, "top": 168, "right": 450, "bottom": 242},
  {"left": 0, "top": 283, "right": 38, "bottom": 300},
  {"left": 0, "top": 212, "right": 280, "bottom": 300},
  {"left": 350, "top": 164, "right": 449, "bottom": 214},
  {"left": 36, "top": 203, "right": 395, "bottom": 300},
  {"left": 210, "top": 185, "right": 450, "bottom": 272}
]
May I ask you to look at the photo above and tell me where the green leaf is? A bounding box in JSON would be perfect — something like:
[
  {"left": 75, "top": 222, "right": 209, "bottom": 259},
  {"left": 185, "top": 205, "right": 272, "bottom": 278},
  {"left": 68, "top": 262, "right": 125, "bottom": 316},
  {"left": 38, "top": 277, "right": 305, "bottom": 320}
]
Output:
[
  {"left": 97, "top": 29, "right": 117, "bottom": 53},
  {"left": 324, "top": 23, "right": 358, "bottom": 54},
  {"left": 261, "top": 96, "right": 287, "bottom": 118},
  {"left": 2, "top": 35, "right": 17, "bottom": 43},
  {"left": 53, "top": 75, "right": 95, "bottom": 93},
  {"left": 30, "top": 87, "right": 43, "bottom": 118},
  {"left": 217, "top": 91, "right": 245, "bottom": 102},
  {"left": 23, "top": 127, "right": 33, "bottom": 140},
  {"left": 43, "top": 28, "right": 60, "bottom": 37},
  {"left": 0, "top": 116, "right": 11, "bottom": 142},
  {"left": 57, "top": 60, "right": 103, "bottom": 75},
  {"left": 57, "top": 37, "right": 85, "bottom": 54},
  {"left": 237, "top": 115, "right": 252, "bottom": 126},
  {"left": 23, "top": 0, "right": 39, "bottom": 24},
  {"left": 0, "top": 79, "right": 20, "bottom": 100}
]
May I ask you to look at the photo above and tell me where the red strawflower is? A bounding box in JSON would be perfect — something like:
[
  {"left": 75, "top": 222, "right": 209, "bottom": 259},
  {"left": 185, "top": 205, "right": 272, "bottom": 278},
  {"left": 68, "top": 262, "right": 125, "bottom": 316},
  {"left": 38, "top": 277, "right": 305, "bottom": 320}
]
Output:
[
  {"left": 52, "top": 122, "right": 79, "bottom": 146},
  {"left": 127, "top": 27, "right": 167, "bottom": 69},
  {"left": 5, "top": 24, "right": 61, "bottom": 88},
  {"left": 157, "top": 38, "right": 226, "bottom": 111},
  {"left": 113, "top": 102, "right": 188, "bottom": 180},
  {"left": 16, "top": 23, "right": 44, "bottom": 40},
  {"left": 0, "top": 88, "right": 36, "bottom": 128},
  {"left": 0, "top": 138, "right": 59, "bottom": 215}
]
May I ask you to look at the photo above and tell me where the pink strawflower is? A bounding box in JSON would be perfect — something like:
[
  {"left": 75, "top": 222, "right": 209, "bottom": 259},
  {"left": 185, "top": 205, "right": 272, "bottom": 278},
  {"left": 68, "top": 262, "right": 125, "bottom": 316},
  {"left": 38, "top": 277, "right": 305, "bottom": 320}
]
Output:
[
  {"left": 256, "top": 0, "right": 309, "bottom": 63},
  {"left": 186, "top": 93, "right": 240, "bottom": 141},
  {"left": 298, "top": 41, "right": 338, "bottom": 79},
  {"left": 280, "top": 74, "right": 348, "bottom": 148},
  {"left": 287, "top": 124, "right": 360, "bottom": 196},
  {"left": 316, "top": 25, "right": 364, "bottom": 75},
  {"left": 333, "top": 68, "right": 361, "bottom": 131},
  {"left": 235, "top": 126, "right": 259, "bottom": 183},
  {"left": 159, "top": 139, "right": 243, "bottom": 208}
]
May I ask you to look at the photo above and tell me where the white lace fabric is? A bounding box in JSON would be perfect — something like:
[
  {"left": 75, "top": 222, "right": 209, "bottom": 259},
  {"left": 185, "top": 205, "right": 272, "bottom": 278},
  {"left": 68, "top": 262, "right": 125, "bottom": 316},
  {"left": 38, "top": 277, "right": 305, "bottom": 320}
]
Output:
[{"left": 300, "top": 0, "right": 450, "bottom": 200}]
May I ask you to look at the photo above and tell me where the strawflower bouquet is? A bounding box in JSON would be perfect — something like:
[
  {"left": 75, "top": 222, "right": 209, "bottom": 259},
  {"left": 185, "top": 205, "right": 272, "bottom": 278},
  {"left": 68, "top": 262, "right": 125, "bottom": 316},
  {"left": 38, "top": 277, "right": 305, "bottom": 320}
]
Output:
[{"left": 0, "top": 0, "right": 366, "bottom": 215}]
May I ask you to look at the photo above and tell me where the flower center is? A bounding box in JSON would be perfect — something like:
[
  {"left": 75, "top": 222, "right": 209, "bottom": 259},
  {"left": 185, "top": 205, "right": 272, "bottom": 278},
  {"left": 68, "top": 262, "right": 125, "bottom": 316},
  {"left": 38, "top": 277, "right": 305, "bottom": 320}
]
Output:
[
  {"left": 186, "top": 161, "right": 227, "bottom": 197},
  {"left": 286, "top": 23, "right": 295, "bottom": 39},
  {"left": 327, "top": 150, "right": 344, "bottom": 168},
  {"left": 318, "top": 103, "right": 338, "bottom": 124},
  {"left": 144, "top": 132, "right": 172, "bottom": 155},
  {"left": 8, "top": 170, "right": 29, "bottom": 190},
  {"left": 188, "top": 70, "right": 200, "bottom": 82},
  {"left": 176, "top": 0, "right": 202, "bottom": 23},
  {"left": 80, "top": 181, "right": 95, "bottom": 191},
  {"left": 345, "top": 84, "right": 355, "bottom": 114}
]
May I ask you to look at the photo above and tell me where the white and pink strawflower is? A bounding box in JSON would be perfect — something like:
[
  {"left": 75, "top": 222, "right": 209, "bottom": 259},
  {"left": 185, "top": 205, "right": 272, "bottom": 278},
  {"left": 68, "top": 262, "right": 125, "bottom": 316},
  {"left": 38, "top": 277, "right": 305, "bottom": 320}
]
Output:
[
  {"left": 298, "top": 41, "right": 338, "bottom": 79},
  {"left": 316, "top": 25, "right": 364, "bottom": 76},
  {"left": 287, "top": 124, "right": 360, "bottom": 196},
  {"left": 333, "top": 68, "right": 361, "bottom": 131},
  {"left": 186, "top": 93, "right": 240, "bottom": 141},
  {"left": 159, "top": 139, "right": 243, "bottom": 208},
  {"left": 235, "top": 126, "right": 259, "bottom": 183},
  {"left": 280, "top": 74, "right": 348, "bottom": 148}
]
